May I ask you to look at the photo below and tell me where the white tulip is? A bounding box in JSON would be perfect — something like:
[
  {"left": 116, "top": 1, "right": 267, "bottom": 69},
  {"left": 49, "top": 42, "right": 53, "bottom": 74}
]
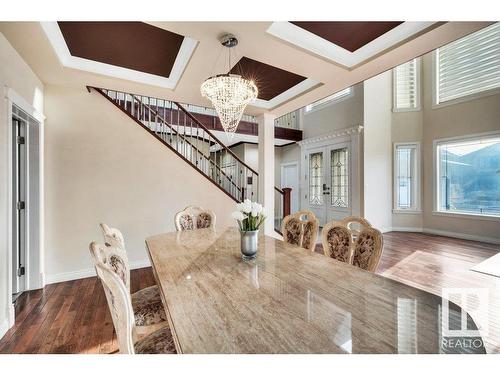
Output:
[
  {"left": 251, "top": 202, "right": 263, "bottom": 214},
  {"left": 242, "top": 199, "right": 252, "bottom": 213},
  {"left": 231, "top": 211, "right": 246, "bottom": 221}
]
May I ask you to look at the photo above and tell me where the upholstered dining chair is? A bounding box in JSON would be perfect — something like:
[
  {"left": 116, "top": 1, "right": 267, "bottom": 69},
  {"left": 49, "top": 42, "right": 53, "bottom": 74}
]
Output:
[
  {"left": 98, "top": 224, "right": 167, "bottom": 329},
  {"left": 90, "top": 242, "right": 176, "bottom": 354},
  {"left": 350, "top": 226, "right": 384, "bottom": 272},
  {"left": 281, "top": 210, "right": 319, "bottom": 251},
  {"left": 321, "top": 222, "right": 353, "bottom": 263},
  {"left": 174, "top": 206, "right": 216, "bottom": 231}
]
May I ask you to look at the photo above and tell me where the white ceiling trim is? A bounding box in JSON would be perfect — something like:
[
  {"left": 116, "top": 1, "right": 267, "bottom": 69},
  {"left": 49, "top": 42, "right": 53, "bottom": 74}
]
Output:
[
  {"left": 40, "top": 22, "right": 197, "bottom": 90},
  {"left": 250, "top": 77, "right": 319, "bottom": 109},
  {"left": 266, "top": 21, "right": 436, "bottom": 68}
]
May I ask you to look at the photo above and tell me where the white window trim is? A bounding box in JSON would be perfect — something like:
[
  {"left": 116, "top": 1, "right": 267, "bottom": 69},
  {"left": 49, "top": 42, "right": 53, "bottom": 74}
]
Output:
[
  {"left": 433, "top": 130, "right": 500, "bottom": 220},
  {"left": 393, "top": 142, "right": 421, "bottom": 213},
  {"left": 392, "top": 58, "right": 421, "bottom": 113},
  {"left": 432, "top": 50, "right": 500, "bottom": 109},
  {"left": 304, "top": 87, "right": 353, "bottom": 114}
]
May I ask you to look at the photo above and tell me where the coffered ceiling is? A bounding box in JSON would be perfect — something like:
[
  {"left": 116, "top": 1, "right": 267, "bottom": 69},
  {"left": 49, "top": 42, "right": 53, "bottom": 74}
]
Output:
[
  {"left": 57, "top": 22, "right": 184, "bottom": 78},
  {"left": 0, "top": 21, "right": 492, "bottom": 116},
  {"left": 230, "top": 56, "right": 307, "bottom": 101},
  {"left": 290, "top": 21, "right": 404, "bottom": 52}
]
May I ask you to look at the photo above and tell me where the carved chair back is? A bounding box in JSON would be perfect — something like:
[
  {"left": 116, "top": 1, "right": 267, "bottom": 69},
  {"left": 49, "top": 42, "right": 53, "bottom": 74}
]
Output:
[
  {"left": 351, "top": 227, "right": 384, "bottom": 272},
  {"left": 90, "top": 242, "right": 137, "bottom": 354},
  {"left": 339, "top": 216, "right": 372, "bottom": 240},
  {"left": 321, "top": 222, "right": 353, "bottom": 263},
  {"left": 281, "top": 210, "right": 319, "bottom": 251},
  {"left": 174, "top": 206, "right": 216, "bottom": 231},
  {"left": 98, "top": 223, "right": 131, "bottom": 292}
]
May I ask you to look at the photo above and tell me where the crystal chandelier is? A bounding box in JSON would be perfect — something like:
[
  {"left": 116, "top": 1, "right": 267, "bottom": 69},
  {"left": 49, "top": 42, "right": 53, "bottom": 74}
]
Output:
[{"left": 201, "top": 34, "right": 258, "bottom": 138}]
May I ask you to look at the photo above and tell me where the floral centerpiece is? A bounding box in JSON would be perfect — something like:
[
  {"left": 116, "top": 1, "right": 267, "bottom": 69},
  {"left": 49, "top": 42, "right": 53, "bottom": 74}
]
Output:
[{"left": 231, "top": 199, "right": 266, "bottom": 260}]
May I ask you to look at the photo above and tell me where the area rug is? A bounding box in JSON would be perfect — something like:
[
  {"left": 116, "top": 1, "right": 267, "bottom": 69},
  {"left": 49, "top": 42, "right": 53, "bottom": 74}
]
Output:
[{"left": 471, "top": 252, "right": 500, "bottom": 278}]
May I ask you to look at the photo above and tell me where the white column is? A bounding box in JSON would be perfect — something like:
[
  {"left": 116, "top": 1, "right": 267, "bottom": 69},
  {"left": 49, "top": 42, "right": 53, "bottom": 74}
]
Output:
[{"left": 257, "top": 113, "right": 276, "bottom": 236}]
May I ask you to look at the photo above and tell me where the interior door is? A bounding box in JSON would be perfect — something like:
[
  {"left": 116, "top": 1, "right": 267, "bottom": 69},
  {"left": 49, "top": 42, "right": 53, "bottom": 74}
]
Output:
[{"left": 12, "top": 115, "right": 27, "bottom": 298}]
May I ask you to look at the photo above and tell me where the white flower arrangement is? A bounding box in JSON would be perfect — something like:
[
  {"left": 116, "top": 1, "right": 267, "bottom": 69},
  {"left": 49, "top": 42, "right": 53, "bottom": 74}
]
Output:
[{"left": 231, "top": 199, "right": 266, "bottom": 231}]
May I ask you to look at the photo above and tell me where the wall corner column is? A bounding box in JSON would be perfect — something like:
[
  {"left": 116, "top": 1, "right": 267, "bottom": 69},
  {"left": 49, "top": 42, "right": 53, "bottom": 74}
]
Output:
[{"left": 257, "top": 112, "right": 276, "bottom": 235}]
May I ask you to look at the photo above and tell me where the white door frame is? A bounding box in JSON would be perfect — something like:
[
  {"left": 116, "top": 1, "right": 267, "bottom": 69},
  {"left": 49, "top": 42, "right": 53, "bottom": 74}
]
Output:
[
  {"left": 280, "top": 161, "right": 299, "bottom": 213},
  {"left": 4, "top": 87, "right": 45, "bottom": 330}
]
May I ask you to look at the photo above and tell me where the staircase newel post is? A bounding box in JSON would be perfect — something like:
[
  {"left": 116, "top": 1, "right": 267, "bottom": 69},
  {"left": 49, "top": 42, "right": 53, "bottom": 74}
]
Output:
[{"left": 282, "top": 188, "right": 292, "bottom": 218}]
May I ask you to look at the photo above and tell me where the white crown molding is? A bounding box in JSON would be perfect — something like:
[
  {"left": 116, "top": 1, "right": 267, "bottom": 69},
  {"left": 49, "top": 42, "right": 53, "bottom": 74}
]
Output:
[
  {"left": 297, "top": 125, "right": 363, "bottom": 146},
  {"left": 250, "top": 78, "right": 320, "bottom": 109},
  {"left": 40, "top": 22, "right": 197, "bottom": 90},
  {"left": 267, "top": 22, "right": 436, "bottom": 68}
]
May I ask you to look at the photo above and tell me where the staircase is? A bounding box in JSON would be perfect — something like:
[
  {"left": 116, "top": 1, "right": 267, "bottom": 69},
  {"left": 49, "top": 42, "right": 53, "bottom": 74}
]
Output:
[{"left": 87, "top": 86, "right": 291, "bottom": 231}]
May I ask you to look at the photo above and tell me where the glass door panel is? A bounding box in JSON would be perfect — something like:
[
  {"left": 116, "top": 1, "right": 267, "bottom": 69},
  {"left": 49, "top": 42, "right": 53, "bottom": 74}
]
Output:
[{"left": 309, "top": 152, "right": 324, "bottom": 206}]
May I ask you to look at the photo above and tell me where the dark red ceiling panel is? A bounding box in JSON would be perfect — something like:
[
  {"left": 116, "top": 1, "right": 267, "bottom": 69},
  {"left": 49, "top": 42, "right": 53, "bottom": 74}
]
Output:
[
  {"left": 290, "top": 21, "right": 404, "bottom": 52},
  {"left": 58, "top": 22, "right": 184, "bottom": 78},
  {"left": 230, "top": 57, "right": 307, "bottom": 101}
]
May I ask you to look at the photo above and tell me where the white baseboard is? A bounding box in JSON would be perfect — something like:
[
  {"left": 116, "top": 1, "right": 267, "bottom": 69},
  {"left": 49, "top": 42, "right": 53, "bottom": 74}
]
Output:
[
  {"left": 422, "top": 227, "right": 500, "bottom": 245},
  {"left": 1, "top": 304, "right": 16, "bottom": 340},
  {"left": 387, "top": 226, "right": 500, "bottom": 245},
  {"left": 8, "top": 303, "right": 15, "bottom": 327},
  {"left": 45, "top": 258, "right": 151, "bottom": 285},
  {"left": 390, "top": 226, "right": 424, "bottom": 232},
  {"left": 0, "top": 318, "right": 10, "bottom": 340}
]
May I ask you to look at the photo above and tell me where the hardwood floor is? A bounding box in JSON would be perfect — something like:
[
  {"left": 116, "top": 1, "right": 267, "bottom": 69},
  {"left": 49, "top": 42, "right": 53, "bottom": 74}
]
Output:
[{"left": 1, "top": 232, "right": 499, "bottom": 354}]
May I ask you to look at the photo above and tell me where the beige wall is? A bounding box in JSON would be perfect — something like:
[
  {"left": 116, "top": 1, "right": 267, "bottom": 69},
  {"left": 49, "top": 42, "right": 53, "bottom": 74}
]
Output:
[
  {"left": 420, "top": 53, "right": 500, "bottom": 240},
  {"left": 391, "top": 52, "right": 500, "bottom": 240},
  {"left": 301, "top": 82, "right": 364, "bottom": 139},
  {"left": 43, "top": 85, "right": 236, "bottom": 281},
  {"left": 0, "top": 33, "right": 44, "bottom": 336},
  {"left": 363, "top": 71, "right": 393, "bottom": 232}
]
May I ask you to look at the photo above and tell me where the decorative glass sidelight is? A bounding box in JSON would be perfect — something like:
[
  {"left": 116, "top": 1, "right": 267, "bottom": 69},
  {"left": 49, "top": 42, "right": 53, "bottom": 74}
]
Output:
[
  {"left": 331, "top": 148, "right": 349, "bottom": 208},
  {"left": 309, "top": 152, "right": 323, "bottom": 205}
]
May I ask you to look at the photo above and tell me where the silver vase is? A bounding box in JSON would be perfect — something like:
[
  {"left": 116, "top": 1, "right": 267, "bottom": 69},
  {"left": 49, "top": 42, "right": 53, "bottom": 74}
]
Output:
[{"left": 240, "top": 229, "right": 259, "bottom": 260}]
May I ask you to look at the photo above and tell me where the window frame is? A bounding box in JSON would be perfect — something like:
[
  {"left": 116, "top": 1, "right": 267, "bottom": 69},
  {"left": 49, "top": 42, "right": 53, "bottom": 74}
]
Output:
[
  {"left": 433, "top": 130, "right": 500, "bottom": 221},
  {"left": 392, "top": 58, "right": 421, "bottom": 113},
  {"left": 393, "top": 142, "right": 421, "bottom": 213},
  {"left": 304, "top": 87, "right": 353, "bottom": 113},
  {"left": 432, "top": 23, "right": 500, "bottom": 108}
]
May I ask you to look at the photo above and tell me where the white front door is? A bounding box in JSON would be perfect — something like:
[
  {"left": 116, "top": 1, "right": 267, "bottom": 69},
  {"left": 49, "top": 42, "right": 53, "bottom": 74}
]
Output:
[
  {"left": 305, "top": 143, "right": 352, "bottom": 226},
  {"left": 281, "top": 162, "right": 299, "bottom": 213}
]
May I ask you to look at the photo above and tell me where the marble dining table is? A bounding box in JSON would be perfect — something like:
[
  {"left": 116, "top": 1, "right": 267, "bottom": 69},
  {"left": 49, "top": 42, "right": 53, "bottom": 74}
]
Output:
[{"left": 145, "top": 227, "right": 485, "bottom": 354}]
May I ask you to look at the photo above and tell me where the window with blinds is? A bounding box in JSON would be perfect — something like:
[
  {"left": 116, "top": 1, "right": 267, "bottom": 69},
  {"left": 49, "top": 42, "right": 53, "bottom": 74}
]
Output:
[
  {"left": 393, "top": 58, "right": 420, "bottom": 111},
  {"left": 436, "top": 22, "right": 500, "bottom": 105},
  {"left": 305, "top": 87, "right": 352, "bottom": 112}
]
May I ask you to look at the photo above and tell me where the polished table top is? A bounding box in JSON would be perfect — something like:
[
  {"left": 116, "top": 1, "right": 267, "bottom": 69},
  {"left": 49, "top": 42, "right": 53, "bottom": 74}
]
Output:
[{"left": 145, "top": 227, "right": 485, "bottom": 354}]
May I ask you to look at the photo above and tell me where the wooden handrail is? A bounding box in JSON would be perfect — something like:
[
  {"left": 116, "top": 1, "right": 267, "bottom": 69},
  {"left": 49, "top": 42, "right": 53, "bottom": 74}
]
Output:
[
  {"left": 175, "top": 102, "right": 259, "bottom": 176},
  {"left": 88, "top": 86, "right": 289, "bottom": 206},
  {"left": 89, "top": 86, "right": 244, "bottom": 197},
  {"left": 131, "top": 93, "right": 243, "bottom": 194}
]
